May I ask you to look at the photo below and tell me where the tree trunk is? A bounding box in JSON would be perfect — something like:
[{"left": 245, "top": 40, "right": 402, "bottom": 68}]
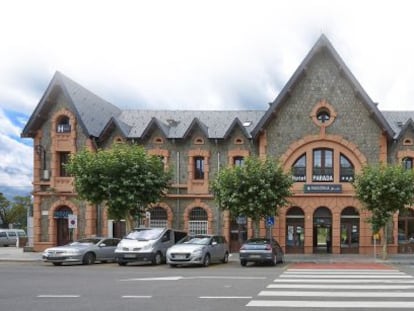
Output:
[
  {"left": 382, "top": 224, "right": 388, "bottom": 260},
  {"left": 253, "top": 219, "right": 260, "bottom": 238}
]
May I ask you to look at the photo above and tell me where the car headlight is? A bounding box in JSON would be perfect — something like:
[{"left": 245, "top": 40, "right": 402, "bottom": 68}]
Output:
[
  {"left": 66, "top": 249, "right": 82, "bottom": 255},
  {"left": 192, "top": 247, "right": 204, "bottom": 256},
  {"left": 141, "top": 243, "right": 154, "bottom": 251}
]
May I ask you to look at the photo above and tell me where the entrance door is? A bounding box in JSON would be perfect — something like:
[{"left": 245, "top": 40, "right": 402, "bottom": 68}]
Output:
[
  {"left": 340, "top": 207, "right": 359, "bottom": 254},
  {"left": 313, "top": 225, "right": 331, "bottom": 253},
  {"left": 56, "top": 218, "right": 70, "bottom": 246},
  {"left": 286, "top": 206, "right": 305, "bottom": 254},
  {"left": 313, "top": 207, "right": 332, "bottom": 254},
  {"left": 54, "top": 206, "right": 72, "bottom": 246},
  {"left": 229, "top": 216, "right": 247, "bottom": 253}
]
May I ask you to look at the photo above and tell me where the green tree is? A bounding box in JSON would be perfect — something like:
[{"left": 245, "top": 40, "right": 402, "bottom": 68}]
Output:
[
  {"left": 211, "top": 156, "right": 293, "bottom": 237},
  {"left": 65, "top": 143, "right": 172, "bottom": 229},
  {"left": 10, "top": 195, "right": 31, "bottom": 230},
  {"left": 0, "top": 193, "right": 11, "bottom": 228},
  {"left": 0, "top": 194, "right": 30, "bottom": 229},
  {"left": 353, "top": 164, "right": 414, "bottom": 259}
]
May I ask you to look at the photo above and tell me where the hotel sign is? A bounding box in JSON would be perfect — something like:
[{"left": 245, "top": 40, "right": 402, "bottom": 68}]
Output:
[{"left": 304, "top": 184, "right": 342, "bottom": 193}]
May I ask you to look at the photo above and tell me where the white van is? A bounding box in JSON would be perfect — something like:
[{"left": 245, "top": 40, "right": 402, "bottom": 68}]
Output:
[
  {"left": 115, "top": 227, "right": 187, "bottom": 266},
  {"left": 0, "top": 229, "right": 27, "bottom": 247}
]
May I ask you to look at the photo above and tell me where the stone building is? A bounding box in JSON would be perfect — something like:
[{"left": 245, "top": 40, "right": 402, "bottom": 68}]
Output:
[{"left": 21, "top": 35, "right": 414, "bottom": 254}]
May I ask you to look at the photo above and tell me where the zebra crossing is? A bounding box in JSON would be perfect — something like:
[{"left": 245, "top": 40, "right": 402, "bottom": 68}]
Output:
[{"left": 246, "top": 266, "right": 414, "bottom": 308}]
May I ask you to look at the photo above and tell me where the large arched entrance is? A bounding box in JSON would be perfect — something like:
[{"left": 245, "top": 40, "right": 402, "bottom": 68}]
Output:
[
  {"left": 340, "top": 207, "right": 360, "bottom": 254},
  {"left": 313, "top": 207, "right": 332, "bottom": 253},
  {"left": 188, "top": 207, "right": 208, "bottom": 235},
  {"left": 54, "top": 206, "right": 73, "bottom": 245},
  {"left": 286, "top": 206, "right": 305, "bottom": 254}
]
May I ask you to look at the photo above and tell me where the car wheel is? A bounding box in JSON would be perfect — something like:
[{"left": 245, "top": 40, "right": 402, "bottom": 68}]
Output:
[
  {"left": 152, "top": 252, "right": 163, "bottom": 265},
  {"left": 118, "top": 261, "right": 127, "bottom": 266},
  {"left": 52, "top": 262, "right": 62, "bottom": 266},
  {"left": 221, "top": 252, "right": 229, "bottom": 263},
  {"left": 82, "top": 252, "right": 95, "bottom": 265},
  {"left": 203, "top": 254, "right": 210, "bottom": 267},
  {"left": 240, "top": 260, "right": 247, "bottom": 266}
]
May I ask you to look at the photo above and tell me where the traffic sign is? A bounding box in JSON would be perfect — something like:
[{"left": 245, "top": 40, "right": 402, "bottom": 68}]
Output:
[
  {"left": 266, "top": 216, "right": 274, "bottom": 227},
  {"left": 68, "top": 214, "right": 77, "bottom": 229}
]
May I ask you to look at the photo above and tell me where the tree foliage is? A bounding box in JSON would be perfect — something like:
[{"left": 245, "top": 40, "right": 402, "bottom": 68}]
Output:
[
  {"left": 353, "top": 164, "right": 414, "bottom": 258},
  {"left": 211, "top": 156, "right": 293, "bottom": 233},
  {"left": 65, "top": 143, "right": 172, "bottom": 227},
  {"left": 0, "top": 193, "right": 31, "bottom": 229}
]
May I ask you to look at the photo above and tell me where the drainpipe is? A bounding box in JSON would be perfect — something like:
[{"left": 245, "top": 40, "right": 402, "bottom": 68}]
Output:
[{"left": 176, "top": 150, "right": 180, "bottom": 229}]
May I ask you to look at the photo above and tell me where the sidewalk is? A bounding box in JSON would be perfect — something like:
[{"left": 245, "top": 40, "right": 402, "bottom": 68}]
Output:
[{"left": 0, "top": 247, "right": 413, "bottom": 264}]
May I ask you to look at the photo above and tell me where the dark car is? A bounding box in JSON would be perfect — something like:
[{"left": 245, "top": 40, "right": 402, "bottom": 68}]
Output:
[{"left": 239, "top": 238, "right": 284, "bottom": 266}]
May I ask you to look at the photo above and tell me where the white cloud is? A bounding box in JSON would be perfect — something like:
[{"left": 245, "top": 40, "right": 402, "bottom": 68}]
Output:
[{"left": 1, "top": 0, "right": 414, "bottom": 192}]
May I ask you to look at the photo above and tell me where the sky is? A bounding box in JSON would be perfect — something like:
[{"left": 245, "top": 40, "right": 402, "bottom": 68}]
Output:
[{"left": 1, "top": 0, "right": 414, "bottom": 197}]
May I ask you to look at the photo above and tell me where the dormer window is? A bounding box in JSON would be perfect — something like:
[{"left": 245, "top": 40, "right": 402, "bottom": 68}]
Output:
[{"left": 56, "top": 116, "right": 71, "bottom": 133}]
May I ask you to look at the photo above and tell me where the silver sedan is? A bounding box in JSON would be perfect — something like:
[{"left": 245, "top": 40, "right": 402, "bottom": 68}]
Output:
[{"left": 42, "top": 237, "right": 120, "bottom": 266}]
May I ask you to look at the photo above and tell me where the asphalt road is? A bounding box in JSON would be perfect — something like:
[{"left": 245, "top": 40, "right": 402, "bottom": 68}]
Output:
[{"left": 2, "top": 260, "right": 414, "bottom": 311}]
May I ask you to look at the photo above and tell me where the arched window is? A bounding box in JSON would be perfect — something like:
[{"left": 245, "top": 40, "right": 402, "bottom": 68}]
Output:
[
  {"left": 188, "top": 207, "right": 208, "bottom": 234},
  {"left": 312, "top": 149, "right": 333, "bottom": 182},
  {"left": 56, "top": 116, "right": 71, "bottom": 133},
  {"left": 150, "top": 206, "right": 168, "bottom": 228},
  {"left": 292, "top": 154, "right": 306, "bottom": 182},
  {"left": 403, "top": 157, "right": 413, "bottom": 170},
  {"left": 233, "top": 156, "right": 244, "bottom": 167},
  {"left": 340, "top": 154, "right": 354, "bottom": 182}
]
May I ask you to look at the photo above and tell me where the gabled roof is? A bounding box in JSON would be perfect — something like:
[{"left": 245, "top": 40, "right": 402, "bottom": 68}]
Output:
[
  {"left": 252, "top": 34, "right": 395, "bottom": 139},
  {"left": 21, "top": 71, "right": 121, "bottom": 138},
  {"left": 222, "top": 117, "right": 251, "bottom": 139},
  {"left": 381, "top": 111, "right": 414, "bottom": 139},
  {"left": 182, "top": 117, "right": 209, "bottom": 139},
  {"left": 140, "top": 117, "right": 170, "bottom": 139},
  {"left": 118, "top": 110, "right": 264, "bottom": 139}
]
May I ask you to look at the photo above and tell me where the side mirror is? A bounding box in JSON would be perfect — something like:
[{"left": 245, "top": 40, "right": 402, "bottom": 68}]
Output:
[
  {"left": 212, "top": 241, "right": 217, "bottom": 246},
  {"left": 99, "top": 243, "right": 107, "bottom": 247}
]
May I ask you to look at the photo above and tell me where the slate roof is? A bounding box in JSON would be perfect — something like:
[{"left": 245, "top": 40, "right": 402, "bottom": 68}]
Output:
[
  {"left": 22, "top": 36, "right": 413, "bottom": 142},
  {"left": 21, "top": 71, "right": 121, "bottom": 138},
  {"left": 381, "top": 111, "right": 414, "bottom": 139},
  {"left": 117, "top": 110, "right": 265, "bottom": 139}
]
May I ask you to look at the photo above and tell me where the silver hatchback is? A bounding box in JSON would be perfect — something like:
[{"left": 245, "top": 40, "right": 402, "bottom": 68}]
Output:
[{"left": 166, "top": 234, "right": 229, "bottom": 267}]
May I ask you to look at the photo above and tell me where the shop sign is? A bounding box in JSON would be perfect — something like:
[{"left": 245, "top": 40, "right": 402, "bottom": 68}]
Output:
[
  {"left": 53, "top": 210, "right": 72, "bottom": 219},
  {"left": 304, "top": 184, "right": 342, "bottom": 193}
]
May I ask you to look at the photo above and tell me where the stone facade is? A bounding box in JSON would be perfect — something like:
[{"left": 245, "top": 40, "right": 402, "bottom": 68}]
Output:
[{"left": 22, "top": 35, "right": 414, "bottom": 255}]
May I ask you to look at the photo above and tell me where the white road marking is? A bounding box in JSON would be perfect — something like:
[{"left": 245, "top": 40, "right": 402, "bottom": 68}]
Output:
[
  {"left": 284, "top": 270, "right": 404, "bottom": 275},
  {"left": 120, "top": 276, "right": 266, "bottom": 281},
  {"left": 287, "top": 269, "right": 398, "bottom": 273},
  {"left": 259, "top": 290, "right": 414, "bottom": 297},
  {"left": 200, "top": 296, "right": 252, "bottom": 299},
  {"left": 247, "top": 300, "right": 414, "bottom": 308},
  {"left": 273, "top": 278, "right": 414, "bottom": 283},
  {"left": 267, "top": 283, "right": 414, "bottom": 289},
  {"left": 280, "top": 274, "right": 412, "bottom": 278},
  {"left": 37, "top": 295, "right": 80, "bottom": 298},
  {"left": 122, "top": 295, "right": 152, "bottom": 299},
  {"left": 120, "top": 276, "right": 183, "bottom": 281}
]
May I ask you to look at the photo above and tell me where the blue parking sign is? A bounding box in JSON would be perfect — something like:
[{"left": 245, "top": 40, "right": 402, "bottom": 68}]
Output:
[{"left": 266, "top": 216, "right": 274, "bottom": 227}]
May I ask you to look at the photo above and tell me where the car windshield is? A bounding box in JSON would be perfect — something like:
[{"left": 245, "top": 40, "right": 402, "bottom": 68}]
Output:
[
  {"left": 69, "top": 238, "right": 100, "bottom": 246},
  {"left": 180, "top": 235, "right": 211, "bottom": 245},
  {"left": 126, "top": 228, "right": 164, "bottom": 241},
  {"left": 246, "top": 239, "right": 270, "bottom": 245}
]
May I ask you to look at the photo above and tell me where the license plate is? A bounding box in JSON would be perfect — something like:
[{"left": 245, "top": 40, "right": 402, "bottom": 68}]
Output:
[
  {"left": 249, "top": 255, "right": 261, "bottom": 258},
  {"left": 123, "top": 254, "right": 136, "bottom": 258},
  {"left": 175, "top": 255, "right": 186, "bottom": 259}
]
